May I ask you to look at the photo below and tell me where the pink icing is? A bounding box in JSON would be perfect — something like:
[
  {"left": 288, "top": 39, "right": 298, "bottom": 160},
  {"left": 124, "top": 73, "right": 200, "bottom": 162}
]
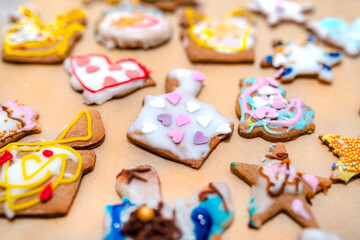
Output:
[
  {"left": 167, "top": 130, "right": 184, "bottom": 144},
  {"left": 176, "top": 114, "right": 191, "bottom": 127},
  {"left": 76, "top": 57, "right": 89, "bottom": 67},
  {"left": 271, "top": 95, "right": 286, "bottom": 109},
  {"left": 86, "top": 65, "right": 100, "bottom": 73},
  {"left": 263, "top": 163, "right": 287, "bottom": 179},
  {"left": 254, "top": 107, "right": 279, "bottom": 120},
  {"left": 192, "top": 70, "right": 206, "bottom": 82},
  {"left": 108, "top": 64, "right": 123, "bottom": 71},
  {"left": 291, "top": 199, "right": 311, "bottom": 221},
  {"left": 103, "top": 76, "right": 118, "bottom": 87},
  {"left": 268, "top": 99, "right": 303, "bottom": 127},
  {"left": 166, "top": 92, "right": 181, "bottom": 105},
  {"left": 301, "top": 174, "right": 319, "bottom": 192},
  {"left": 125, "top": 69, "right": 140, "bottom": 79}
]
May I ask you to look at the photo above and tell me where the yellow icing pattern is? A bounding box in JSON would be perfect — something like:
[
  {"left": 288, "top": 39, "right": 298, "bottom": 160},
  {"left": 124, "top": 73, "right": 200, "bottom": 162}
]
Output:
[
  {"left": 322, "top": 134, "right": 360, "bottom": 181},
  {"left": 3, "top": 6, "right": 85, "bottom": 57},
  {"left": 185, "top": 8, "right": 254, "bottom": 53},
  {"left": 0, "top": 110, "right": 92, "bottom": 213}
]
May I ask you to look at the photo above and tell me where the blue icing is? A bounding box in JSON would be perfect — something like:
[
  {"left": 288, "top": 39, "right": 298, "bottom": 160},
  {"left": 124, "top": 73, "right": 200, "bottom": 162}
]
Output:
[
  {"left": 248, "top": 197, "right": 256, "bottom": 227},
  {"left": 321, "top": 63, "right": 331, "bottom": 71},
  {"left": 282, "top": 68, "right": 293, "bottom": 76},
  {"left": 243, "top": 77, "right": 256, "bottom": 84},
  {"left": 307, "top": 34, "right": 315, "bottom": 42},
  {"left": 265, "top": 55, "right": 273, "bottom": 63},
  {"left": 191, "top": 194, "right": 233, "bottom": 239},
  {"left": 328, "top": 51, "right": 341, "bottom": 58},
  {"left": 104, "top": 199, "right": 134, "bottom": 240}
]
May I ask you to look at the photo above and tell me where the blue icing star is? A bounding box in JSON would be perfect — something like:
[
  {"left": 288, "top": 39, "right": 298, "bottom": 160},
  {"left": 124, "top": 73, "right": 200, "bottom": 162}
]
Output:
[{"left": 265, "top": 55, "right": 273, "bottom": 63}]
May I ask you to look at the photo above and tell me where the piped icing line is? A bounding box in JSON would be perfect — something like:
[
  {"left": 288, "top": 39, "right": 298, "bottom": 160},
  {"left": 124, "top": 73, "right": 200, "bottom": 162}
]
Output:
[
  {"left": 3, "top": 6, "right": 85, "bottom": 58},
  {"left": 0, "top": 100, "right": 38, "bottom": 141},
  {"left": 0, "top": 110, "right": 92, "bottom": 218},
  {"left": 68, "top": 54, "right": 151, "bottom": 94},
  {"left": 238, "top": 77, "right": 314, "bottom": 136},
  {"left": 185, "top": 8, "right": 255, "bottom": 53}
]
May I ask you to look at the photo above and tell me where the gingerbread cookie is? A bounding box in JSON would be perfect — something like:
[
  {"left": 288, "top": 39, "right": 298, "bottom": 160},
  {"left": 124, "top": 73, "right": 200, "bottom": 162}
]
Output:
[
  {"left": 64, "top": 54, "right": 155, "bottom": 105},
  {"left": 82, "top": 0, "right": 119, "bottom": 4},
  {"left": 96, "top": 3, "right": 171, "bottom": 49},
  {"left": 104, "top": 165, "right": 234, "bottom": 240},
  {"left": 2, "top": 5, "right": 86, "bottom": 64},
  {"left": 180, "top": 8, "right": 256, "bottom": 63},
  {"left": 0, "top": 110, "right": 105, "bottom": 219},
  {"left": 0, "top": 100, "right": 41, "bottom": 148},
  {"left": 307, "top": 17, "right": 360, "bottom": 56},
  {"left": 141, "top": 0, "right": 198, "bottom": 12},
  {"left": 127, "top": 69, "right": 234, "bottom": 168},
  {"left": 231, "top": 143, "right": 332, "bottom": 228},
  {"left": 236, "top": 77, "right": 315, "bottom": 142},
  {"left": 248, "top": 0, "right": 313, "bottom": 26},
  {"left": 320, "top": 134, "right": 360, "bottom": 183},
  {"left": 261, "top": 36, "right": 342, "bottom": 83},
  {"left": 299, "top": 229, "right": 346, "bottom": 240}
]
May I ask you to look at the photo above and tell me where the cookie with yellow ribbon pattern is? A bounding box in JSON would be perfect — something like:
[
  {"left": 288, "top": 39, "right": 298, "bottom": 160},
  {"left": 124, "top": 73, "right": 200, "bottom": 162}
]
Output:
[
  {"left": 141, "top": 0, "right": 198, "bottom": 12},
  {"left": 127, "top": 68, "right": 234, "bottom": 169},
  {"left": 104, "top": 165, "right": 234, "bottom": 240},
  {"left": 0, "top": 110, "right": 105, "bottom": 219},
  {"left": 180, "top": 8, "right": 256, "bottom": 63},
  {"left": 320, "top": 134, "right": 360, "bottom": 183},
  {"left": 2, "top": 5, "right": 86, "bottom": 64},
  {"left": 231, "top": 142, "right": 331, "bottom": 229}
]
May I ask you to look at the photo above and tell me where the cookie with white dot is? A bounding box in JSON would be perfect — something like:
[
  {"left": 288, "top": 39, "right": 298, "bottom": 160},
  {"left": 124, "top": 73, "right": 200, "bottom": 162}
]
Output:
[
  {"left": 261, "top": 36, "right": 342, "bottom": 83},
  {"left": 127, "top": 69, "right": 234, "bottom": 168}
]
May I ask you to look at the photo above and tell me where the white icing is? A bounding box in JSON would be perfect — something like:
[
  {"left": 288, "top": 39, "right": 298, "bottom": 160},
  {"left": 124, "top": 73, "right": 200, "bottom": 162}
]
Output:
[
  {"left": 96, "top": 4, "right": 171, "bottom": 49},
  {"left": 149, "top": 97, "right": 165, "bottom": 108},
  {"left": 299, "top": 229, "right": 347, "bottom": 240},
  {"left": 185, "top": 101, "right": 201, "bottom": 113},
  {"left": 253, "top": 96, "right": 268, "bottom": 108},
  {"left": 127, "top": 68, "right": 233, "bottom": 161},
  {"left": 248, "top": 0, "right": 313, "bottom": 25},
  {"left": 196, "top": 115, "right": 212, "bottom": 128},
  {"left": 141, "top": 121, "right": 158, "bottom": 134}
]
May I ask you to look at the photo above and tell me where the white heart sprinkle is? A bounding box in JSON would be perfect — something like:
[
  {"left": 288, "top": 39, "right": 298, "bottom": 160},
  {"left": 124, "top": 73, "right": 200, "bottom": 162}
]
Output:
[
  {"left": 196, "top": 115, "right": 212, "bottom": 128},
  {"left": 216, "top": 123, "right": 232, "bottom": 134},
  {"left": 253, "top": 96, "right": 268, "bottom": 108},
  {"left": 259, "top": 86, "right": 276, "bottom": 95},
  {"left": 141, "top": 121, "right": 158, "bottom": 134},
  {"left": 149, "top": 97, "right": 165, "bottom": 108},
  {"left": 186, "top": 101, "right": 201, "bottom": 113}
]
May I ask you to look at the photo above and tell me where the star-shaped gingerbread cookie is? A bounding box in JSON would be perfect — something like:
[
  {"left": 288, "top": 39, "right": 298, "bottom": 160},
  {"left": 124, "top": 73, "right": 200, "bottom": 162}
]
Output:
[
  {"left": 248, "top": 0, "right": 313, "bottom": 26},
  {"left": 261, "top": 36, "right": 342, "bottom": 83},
  {"left": 127, "top": 68, "right": 234, "bottom": 168},
  {"left": 0, "top": 110, "right": 105, "bottom": 219},
  {"left": 231, "top": 142, "right": 331, "bottom": 228},
  {"left": 320, "top": 134, "right": 360, "bottom": 182}
]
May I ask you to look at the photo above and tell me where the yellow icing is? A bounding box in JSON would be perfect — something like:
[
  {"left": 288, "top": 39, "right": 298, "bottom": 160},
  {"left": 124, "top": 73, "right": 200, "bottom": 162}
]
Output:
[
  {"left": 0, "top": 110, "right": 93, "bottom": 212},
  {"left": 185, "top": 8, "right": 254, "bottom": 53},
  {"left": 3, "top": 6, "right": 85, "bottom": 57}
]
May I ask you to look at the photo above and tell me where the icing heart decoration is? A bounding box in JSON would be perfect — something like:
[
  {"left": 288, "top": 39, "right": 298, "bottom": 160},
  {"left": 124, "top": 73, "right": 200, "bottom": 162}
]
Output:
[
  {"left": 176, "top": 114, "right": 191, "bottom": 127},
  {"left": 196, "top": 115, "right": 212, "bottom": 128},
  {"left": 141, "top": 121, "right": 158, "bottom": 134},
  {"left": 186, "top": 101, "right": 201, "bottom": 113},
  {"left": 69, "top": 54, "right": 150, "bottom": 93},
  {"left": 194, "top": 131, "right": 209, "bottom": 145},
  {"left": 192, "top": 70, "right": 206, "bottom": 82},
  {"left": 168, "top": 130, "right": 184, "bottom": 144},
  {"left": 270, "top": 95, "right": 286, "bottom": 109},
  {"left": 216, "top": 123, "right": 232, "bottom": 134},
  {"left": 254, "top": 106, "right": 279, "bottom": 120},
  {"left": 157, "top": 114, "right": 172, "bottom": 126},
  {"left": 166, "top": 92, "right": 181, "bottom": 105},
  {"left": 253, "top": 96, "right": 269, "bottom": 109},
  {"left": 149, "top": 97, "right": 165, "bottom": 108},
  {"left": 39, "top": 183, "right": 53, "bottom": 202}
]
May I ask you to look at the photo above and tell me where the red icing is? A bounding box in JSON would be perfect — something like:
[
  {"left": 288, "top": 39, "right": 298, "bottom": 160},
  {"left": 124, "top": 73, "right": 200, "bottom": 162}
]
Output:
[
  {"left": 39, "top": 183, "right": 53, "bottom": 202},
  {"left": 108, "top": 64, "right": 123, "bottom": 71},
  {"left": 125, "top": 70, "right": 140, "bottom": 79},
  {"left": 86, "top": 65, "right": 100, "bottom": 73},
  {"left": 0, "top": 150, "right": 13, "bottom": 165},
  {"left": 43, "top": 150, "right": 54, "bottom": 157},
  {"left": 76, "top": 57, "right": 90, "bottom": 66},
  {"left": 103, "top": 76, "right": 118, "bottom": 87}
]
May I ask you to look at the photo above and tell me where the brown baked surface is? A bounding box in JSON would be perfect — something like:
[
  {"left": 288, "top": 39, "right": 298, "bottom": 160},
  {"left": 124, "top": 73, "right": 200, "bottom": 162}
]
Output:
[{"left": 0, "top": 0, "right": 359, "bottom": 239}]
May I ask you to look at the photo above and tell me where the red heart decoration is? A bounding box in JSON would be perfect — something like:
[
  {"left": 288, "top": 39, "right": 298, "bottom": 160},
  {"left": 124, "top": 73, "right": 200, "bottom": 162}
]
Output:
[
  {"left": 86, "top": 65, "right": 100, "bottom": 73},
  {"left": 76, "top": 57, "right": 90, "bottom": 67},
  {"left": 109, "top": 64, "right": 123, "bottom": 71},
  {"left": 125, "top": 70, "right": 140, "bottom": 79},
  {"left": 103, "top": 76, "right": 118, "bottom": 87}
]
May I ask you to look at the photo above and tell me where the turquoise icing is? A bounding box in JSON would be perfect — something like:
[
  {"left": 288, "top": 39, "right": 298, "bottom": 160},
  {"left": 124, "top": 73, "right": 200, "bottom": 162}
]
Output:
[
  {"left": 248, "top": 197, "right": 256, "bottom": 227},
  {"left": 191, "top": 194, "right": 233, "bottom": 238},
  {"left": 239, "top": 78, "right": 314, "bottom": 136}
]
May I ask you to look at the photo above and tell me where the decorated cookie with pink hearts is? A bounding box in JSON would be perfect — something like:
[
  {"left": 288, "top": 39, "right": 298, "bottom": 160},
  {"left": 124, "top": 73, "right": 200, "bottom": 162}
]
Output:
[
  {"left": 127, "top": 68, "right": 234, "bottom": 169},
  {"left": 64, "top": 54, "right": 155, "bottom": 105},
  {"left": 236, "top": 77, "right": 315, "bottom": 142}
]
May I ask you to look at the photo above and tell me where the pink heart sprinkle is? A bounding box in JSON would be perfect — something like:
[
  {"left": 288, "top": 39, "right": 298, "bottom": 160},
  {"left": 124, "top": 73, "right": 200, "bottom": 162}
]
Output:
[
  {"left": 266, "top": 108, "right": 279, "bottom": 119},
  {"left": 157, "top": 114, "right": 172, "bottom": 126},
  {"left": 254, "top": 106, "right": 269, "bottom": 119},
  {"left": 125, "top": 69, "right": 140, "bottom": 79},
  {"left": 103, "top": 76, "right": 118, "bottom": 87},
  {"left": 271, "top": 95, "right": 286, "bottom": 109},
  {"left": 86, "top": 65, "right": 100, "bottom": 73},
  {"left": 108, "top": 64, "right": 123, "bottom": 71},
  {"left": 176, "top": 114, "right": 191, "bottom": 127},
  {"left": 168, "top": 130, "right": 184, "bottom": 144},
  {"left": 165, "top": 92, "right": 181, "bottom": 105},
  {"left": 76, "top": 57, "right": 90, "bottom": 67},
  {"left": 193, "top": 131, "right": 209, "bottom": 145},
  {"left": 192, "top": 70, "right": 206, "bottom": 82}
]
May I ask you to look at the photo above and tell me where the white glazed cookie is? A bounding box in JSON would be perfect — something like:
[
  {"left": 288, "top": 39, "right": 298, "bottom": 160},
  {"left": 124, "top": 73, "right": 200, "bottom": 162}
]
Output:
[
  {"left": 248, "top": 0, "right": 313, "bottom": 26},
  {"left": 307, "top": 17, "right": 360, "bottom": 56},
  {"left": 299, "top": 229, "right": 346, "bottom": 240},
  {"left": 96, "top": 3, "right": 172, "bottom": 49},
  {"left": 261, "top": 36, "right": 342, "bottom": 83},
  {"left": 127, "top": 69, "right": 234, "bottom": 169},
  {"left": 64, "top": 54, "right": 155, "bottom": 105}
]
